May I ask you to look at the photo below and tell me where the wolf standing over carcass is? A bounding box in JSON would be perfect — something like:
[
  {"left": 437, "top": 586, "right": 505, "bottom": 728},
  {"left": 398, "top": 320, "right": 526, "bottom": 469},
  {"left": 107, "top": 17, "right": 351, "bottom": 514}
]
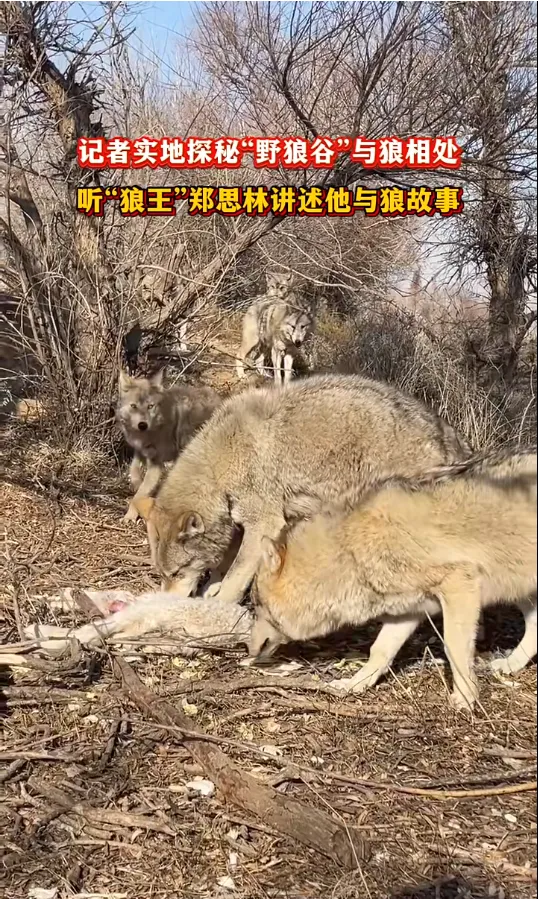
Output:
[
  {"left": 248, "top": 446, "right": 537, "bottom": 711},
  {"left": 133, "top": 373, "right": 469, "bottom": 604},
  {"left": 116, "top": 371, "right": 221, "bottom": 523},
  {"left": 236, "top": 271, "right": 314, "bottom": 384}
]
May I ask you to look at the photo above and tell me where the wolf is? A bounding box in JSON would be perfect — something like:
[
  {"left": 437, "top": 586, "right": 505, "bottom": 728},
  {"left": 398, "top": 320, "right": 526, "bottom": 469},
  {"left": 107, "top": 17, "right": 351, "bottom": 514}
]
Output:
[
  {"left": 132, "top": 373, "right": 469, "bottom": 606},
  {"left": 248, "top": 445, "right": 537, "bottom": 711},
  {"left": 236, "top": 272, "right": 314, "bottom": 384},
  {"left": 116, "top": 371, "right": 222, "bottom": 523}
]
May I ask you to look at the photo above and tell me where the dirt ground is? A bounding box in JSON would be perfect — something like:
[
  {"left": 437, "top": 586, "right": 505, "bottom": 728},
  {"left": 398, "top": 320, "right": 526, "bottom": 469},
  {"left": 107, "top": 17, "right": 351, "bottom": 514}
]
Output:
[{"left": 1, "top": 443, "right": 536, "bottom": 899}]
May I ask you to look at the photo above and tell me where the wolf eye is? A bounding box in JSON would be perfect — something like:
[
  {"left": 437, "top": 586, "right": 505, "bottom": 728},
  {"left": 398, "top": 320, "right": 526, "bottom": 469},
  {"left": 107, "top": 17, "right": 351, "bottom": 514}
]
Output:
[
  {"left": 147, "top": 403, "right": 154, "bottom": 410},
  {"left": 130, "top": 403, "right": 137, "bottom": 410}
]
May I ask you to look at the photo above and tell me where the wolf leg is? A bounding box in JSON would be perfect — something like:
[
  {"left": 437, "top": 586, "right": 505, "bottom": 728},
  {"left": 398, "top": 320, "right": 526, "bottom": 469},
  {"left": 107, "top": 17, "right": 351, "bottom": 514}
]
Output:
[
  {"left": 129, "top": 452, "right": 144, "bottom": 490},
  {"left": 204, "top": 531, "right": 242, "bottom": 597},
  {"left": 283, "top": 352, "right": 294, "bottom": 384},
  {"left": 254, "top": 352, "right": 267, "bottom": 377},
  {"left": 124, "top": 461, "right": 163, "bottom": 523},
  {"left": 271, "top": 347, "right": 283, "bottom": 384},
  {"left": 438, "top": 568, "right": 482, "bottom": 710},
  {"left": 209, "top": 523, "right": 281, "bottom": 605},
  {"left": 330, "top": 614, "right": 424, "bottom": 693},
  {"left": 237, "top": 336, "right": 260, "bottom": 379},
  {"left": 491, "top": 598, "right": 537, "bottom": 674}
]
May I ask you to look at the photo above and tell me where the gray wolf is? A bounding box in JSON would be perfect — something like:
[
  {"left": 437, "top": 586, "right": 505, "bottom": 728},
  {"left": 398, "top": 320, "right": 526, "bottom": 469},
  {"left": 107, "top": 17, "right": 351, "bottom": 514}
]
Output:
[
  {"left": 116, "top": 370, "right": 221, "bottom": 523},
  {"left": 248, "top": 446, "right": 537, "bottom": 710},
  {"left": 24, "top": 590, "right": 252, "bottom": 656},
  {"left": 236, "top": 272, "right": 314, "bottom": 384},
  {"left": 134, "top": 373, "right": 469, "bottom": 606}
]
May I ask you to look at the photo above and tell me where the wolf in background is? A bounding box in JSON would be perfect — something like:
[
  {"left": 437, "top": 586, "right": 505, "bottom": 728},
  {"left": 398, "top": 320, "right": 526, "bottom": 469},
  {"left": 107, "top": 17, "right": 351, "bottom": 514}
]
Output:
[
  {"left": 236, "top": 272, "right": 314, "bottom": 384},
  {"left": 116, "top": 371, "right": 221, "bottom": 522}
]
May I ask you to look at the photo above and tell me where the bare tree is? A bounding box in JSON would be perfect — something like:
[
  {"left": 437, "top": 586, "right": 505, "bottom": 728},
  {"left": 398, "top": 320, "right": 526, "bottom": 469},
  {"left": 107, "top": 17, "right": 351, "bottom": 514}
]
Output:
[
  {"left": 0, "top": 0, "right": 535, "bottom": 446},
  {"left": 0, "top": 0, "right": 137, "bottom": 431},
  {"left": 441, "top": 1, "right": 537, "bottom": 384}
]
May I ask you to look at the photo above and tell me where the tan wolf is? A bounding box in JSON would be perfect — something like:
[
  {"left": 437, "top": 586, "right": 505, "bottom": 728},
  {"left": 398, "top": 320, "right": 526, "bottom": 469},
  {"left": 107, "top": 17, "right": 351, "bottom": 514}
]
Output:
[
  {"left": 116, "top": 371, "right": 221, "bottom": 523},
  {"left": 133, "top": 374, "right": 469, "bottom": 605},
  {"left": 248, "top": 446, "right": 537, "bottom": 711},
  {"left": 236, "top": 272, "right": 314, "bottom": 384}
]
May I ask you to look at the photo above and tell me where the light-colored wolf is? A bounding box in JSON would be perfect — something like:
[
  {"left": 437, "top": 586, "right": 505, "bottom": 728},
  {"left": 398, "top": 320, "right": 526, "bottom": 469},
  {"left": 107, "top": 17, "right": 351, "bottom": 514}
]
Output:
[
  {"left": 116, "top": 371, "right": 221, "bottom": 523},
  {"left": 236, "top": 272, "right": 314, "bottom": 384},
  {"left": 248, "top": 446, "right": 537, "bottom": 710},
  {"left": 133, "top": 374, "right": 469, "bottom": 605}
]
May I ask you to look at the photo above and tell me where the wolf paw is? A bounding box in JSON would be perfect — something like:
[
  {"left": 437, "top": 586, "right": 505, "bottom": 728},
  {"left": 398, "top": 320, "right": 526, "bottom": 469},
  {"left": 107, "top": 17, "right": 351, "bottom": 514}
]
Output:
[
  {"left": 203, "top": 581, "right": 222, "bottom": 598},
  {"left": 330, "top": 663, "right": 382, "bottom": 695},
  {"left": 449, "top": 689, "right": 477, "bottom": 712},
  {"left": 490, "top": 655, "right": 523, "bottom": 676},
  {"left": 123, "top": 506, "right": 139, "bottom": 524},
  {"left": 329, "top": 677, "right": 355, "bottom": 693},
  {"left": 329, "top": 675, "right": 373, "bottom": 694}
]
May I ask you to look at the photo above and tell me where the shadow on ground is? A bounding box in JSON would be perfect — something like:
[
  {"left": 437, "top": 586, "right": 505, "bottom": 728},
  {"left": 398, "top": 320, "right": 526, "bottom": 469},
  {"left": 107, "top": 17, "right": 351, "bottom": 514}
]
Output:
[{"left": 391, "top": 874, "right": 508, "bottom": 898}]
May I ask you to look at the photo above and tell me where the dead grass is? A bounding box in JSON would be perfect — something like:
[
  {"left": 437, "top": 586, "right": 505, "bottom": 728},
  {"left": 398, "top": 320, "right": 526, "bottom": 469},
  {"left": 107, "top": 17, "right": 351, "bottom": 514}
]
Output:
[
  {"left": 1, "top": 461, "right": 536, "bottom": 899},
  {"left": 310, "top": 310, "right": 537, "bottom": 451}
]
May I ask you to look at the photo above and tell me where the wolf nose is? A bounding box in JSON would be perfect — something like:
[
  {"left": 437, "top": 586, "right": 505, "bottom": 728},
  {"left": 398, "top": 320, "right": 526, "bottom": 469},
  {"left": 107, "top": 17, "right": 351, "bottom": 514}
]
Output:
[
  {"left": 138, "top": 421, "right": 148, "bottom": 431},
  {"left": 294, "top": 339, "right": 302, "bottom": 347}
]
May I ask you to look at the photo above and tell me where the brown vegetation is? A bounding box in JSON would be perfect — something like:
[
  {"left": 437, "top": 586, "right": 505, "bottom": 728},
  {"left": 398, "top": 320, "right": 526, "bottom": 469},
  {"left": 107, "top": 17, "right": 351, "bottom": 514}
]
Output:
[{"left": 0, "top": 2, "right": 536, "bottom": 897}]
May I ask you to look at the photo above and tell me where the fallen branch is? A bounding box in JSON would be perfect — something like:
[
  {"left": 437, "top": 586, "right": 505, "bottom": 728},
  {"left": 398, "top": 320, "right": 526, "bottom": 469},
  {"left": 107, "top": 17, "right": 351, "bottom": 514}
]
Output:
[
  {"left": 116, "top": 655, "right": 368, "bottom": 868},
  {"left": 0, "top": 750, "right": 82, "bottom": 762},
  {"left": 482, "top": 746, "right": 537, "bottom": 760},
  {"left": 28, "top": 777, "right": 176, "bottom": 836},
  {"left": 0, "top": 759, "right": 26, "bottom": 784}
]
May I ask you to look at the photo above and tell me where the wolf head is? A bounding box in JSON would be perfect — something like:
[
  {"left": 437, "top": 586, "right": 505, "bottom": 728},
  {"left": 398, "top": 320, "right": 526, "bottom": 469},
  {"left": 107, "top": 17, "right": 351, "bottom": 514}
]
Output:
[
  {"left": 281, "top": 306, "right": 313, "bottom": 349},
  {"left": 116, "top": 371, "right": 166, "bottom": 435},
  {"left": 131, "top": 496, "right": 235, "bottom": 596},
  {"left": 266, "top": 271, "right": 294, "bottom": 300},
  {"left": 248, "top": 535, "right": 291, "bottom": 659}
]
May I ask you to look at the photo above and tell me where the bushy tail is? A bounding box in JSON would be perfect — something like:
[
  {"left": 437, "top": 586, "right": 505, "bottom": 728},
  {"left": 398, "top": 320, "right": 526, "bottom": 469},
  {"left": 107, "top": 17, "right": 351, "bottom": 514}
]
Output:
[{"left": 391, "top": 443, "right": 537, "bottom": 491}]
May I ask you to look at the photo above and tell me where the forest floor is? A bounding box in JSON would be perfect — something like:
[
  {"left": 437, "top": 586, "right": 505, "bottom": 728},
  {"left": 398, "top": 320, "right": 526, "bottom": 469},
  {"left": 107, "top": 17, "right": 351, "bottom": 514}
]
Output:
[{"left": 1, "top": 430, "right": 536, "bottom": 899}]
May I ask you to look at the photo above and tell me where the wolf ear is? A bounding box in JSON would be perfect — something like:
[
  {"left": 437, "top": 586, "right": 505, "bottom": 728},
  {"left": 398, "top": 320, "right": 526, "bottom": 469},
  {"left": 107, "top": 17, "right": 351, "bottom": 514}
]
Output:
[
  {"left": 118, "top": 371, "right": 135, "bottom": 393},
  {"left": 132, "top": 496, "right": 155, "bottom": 521},
  {"left": 149, "top": 369, "right": 164, "bottom": 388},
  {"left": 177, "top": 511, "right": 205, "bottom": 539},
  {"left": 260, "top": 536, "right": 284, "bottom": 575},
  {"left": 283, "top": 490, "right": 324, "bottom": 525}
]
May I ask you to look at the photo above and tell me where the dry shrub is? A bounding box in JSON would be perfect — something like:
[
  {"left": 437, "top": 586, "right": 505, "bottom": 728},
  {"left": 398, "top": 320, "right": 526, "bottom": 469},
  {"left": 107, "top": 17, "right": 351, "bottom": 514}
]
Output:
[{"left": 310, "top": 306, "right": 537, "bottom": 451}]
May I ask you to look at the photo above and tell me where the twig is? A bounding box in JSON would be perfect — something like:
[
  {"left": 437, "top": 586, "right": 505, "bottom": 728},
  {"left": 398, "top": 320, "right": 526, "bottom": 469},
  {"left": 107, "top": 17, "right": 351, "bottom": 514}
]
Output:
[
  {"left": 164, "top": 674, "right": 375, "bottom": 701},
  {"left": 0, "top": 759, "right": 26, "bottom": 783},
  {"left": 11, "top": 588, "right": 25, "bottom": 641},
  {"left": 482, "top": 746, "right": 537, "bottom": 760},
  {"left": 411, "top": 767, "right": 537, "bottom": 789},
  {"left": 425, "top": 842, "right": 537, "bottom": 882},
  {"left": 95, "top": 716, "right": 122, "bottom": 772},
  {"left": 335, "top": 778, "right": 537, "bottom": 800},
  {"left": 0, "top": 750, "right": 82, "bottom": 762},
  {"left": 27, "top": 776, "right": 176, "bottom": 836}
]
